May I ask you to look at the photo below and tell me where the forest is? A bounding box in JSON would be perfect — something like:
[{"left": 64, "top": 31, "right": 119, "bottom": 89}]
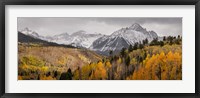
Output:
[{"left": 18, "top": 35, "right": 182, "bottom": 80}]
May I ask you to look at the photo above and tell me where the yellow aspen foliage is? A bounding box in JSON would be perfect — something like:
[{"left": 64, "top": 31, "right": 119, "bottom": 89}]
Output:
[
  {"left": 90, "top": 63, "right": 96, "bottom": 70},
  {"left": 97, "top": 61, "right": 103, "bottom": 67},
  {"left": 114, "top": 65, "right": 123, "bottom": 80},
  {"left": 90, "top": 61, "right": 107, "bottom": 80},
  {"left": 132, "top": 50, "right": 182, "bottom": 80},
  {"left": 177, "top": 72, "right": 182, "bottom": 80},
  {"left": 174, "top": 52, "right": 182, "bottom": 68},
  {"left": 117, "top": 57, "right": 122, "bottom": 64},
  {"left": 78, "top": 54, "right": 91, "bottom": 63},
  {"left": 73, "top": 69, "right": 79, "bottom": 80},
  {"left": 21, "top": 64, "right": 28, "bottom": 69},
  {"left": 18, "top": 41, "right": 182, "bottom": 80},
  {"left": 170, "top": 66, "right": 177, "bottom": 80},
  {"left": 18, "top": 76, "right": 23, "bottom": 80},
  {"left": 41, "top": 66, "right": 48, "bottom": 73},
  {"left": 142, "top": 54, "right": 150, "bottom": 66},
  {"left": 130, "top": 58, "right": 137, "bottom": 65},
  {"left": 40, "top": 75, "right": 56, "bottom": 80},
  {"left": 126, "top": 76, "right": 131, "bottom": 80},
  {"left": 159, "top": 52, "right": 166, "bottom": 62},
  {"left": 105, "top": 61, "right": 112, "bottom": 68},
  {"left": 58, "top": 56, "right": 67, "bottom": 65},
  {"left": 145, "top": 54, "right": 156, "bottom": 69},
  {"left": 81, "top": 65, "right": 91, "bottom": 80},
  {"left": 166, "top": 51, "right": 174, "bottom": 62},
  {"left": 133, "top": 71, "right": 137, "bottom": 80},
  {"left": 137, "top": 68, "right": 145, "bottom": 80}
]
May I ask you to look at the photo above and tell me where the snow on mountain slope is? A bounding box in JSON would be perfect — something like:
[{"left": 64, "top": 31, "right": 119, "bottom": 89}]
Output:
[
  {"left": 20, "top": 23, "right": 158, "bottom": 55},
  {"left": 72, "top": 31, "right": 103, "bottom": 48},
  {"left": 51, "top": 30, "right": 104, "bottom": 48},
  {"left": 20, "top": 27, "right": 40, "bottom": 38},
  {"left": 19, "top": 28, "right": 104, "bottom": 48},
  {"left": 20, "top": 27, "right": 59, "bottom": 43},
  {"left": 49, "top": 32, "right": 72, "bottom": 45},
  {"left": 89, "top": 23, "right": 158, "bottom": 55}
]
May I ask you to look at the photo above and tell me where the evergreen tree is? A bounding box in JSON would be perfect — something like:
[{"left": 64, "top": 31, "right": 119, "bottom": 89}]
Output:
[
  {"left": 109, "top": 50, "right": 113, "bottom": 56},
  {"left": 66, "top": 68, "right": 73, "bottom": 80},
  {"left": 125, "top": 56, "right": 131, "bottom": 67},
  {"left": 60, "top": 68, "right": 73, "bottom": 80},
  {"left": 128, "top": 44, "right": 133, "bottom": 52},
  {"left": 159, "top": 41, "right": 164, "bottom": 47},
  {"left": 150, "top": 38, "right": 159, "bottom": 46},
  {"left": 133, "top": 42, "right": 138, "bottom": 50},
  {"left": 139, "top": 43, "right": 144, "bottom": 49},
  {"left": 120, "top": 47, "right": 126, "bottom": 57},
  {"left": 163, "top": 36, "right": 166, "bottom": 41}
]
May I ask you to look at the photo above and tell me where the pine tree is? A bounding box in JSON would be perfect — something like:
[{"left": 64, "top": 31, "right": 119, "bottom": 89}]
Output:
[
  {"left": 109, "top": 50, "right": 113, "bottom": 56},
  {"left": 133, "top": 42, "right": 138, "bottom": 50},
  {"left": 163, "top": 36, "right": 166, "bottom": 41},
  {"left": 128, "top": 45, "right": 133, "bottom": 52},
  {"left": 120, "top": 47, "right": 126, "bottom": 57}
]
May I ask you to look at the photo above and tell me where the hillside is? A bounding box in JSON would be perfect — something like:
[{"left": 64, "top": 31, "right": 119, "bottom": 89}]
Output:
[
  {"left": 18, "top": 43, "right": 103, "bottom": 80},
  {"left": 18, "top": 35, "right": 182, "bottom": 80},
  {"left": 72, "top": 44, "right": 182, "bottom": 80},
  {"left": 72, "top": 36, "right": 182, "bottom": 80}
]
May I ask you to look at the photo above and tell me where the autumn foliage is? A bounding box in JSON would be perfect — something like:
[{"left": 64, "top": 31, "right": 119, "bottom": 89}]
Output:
[{"left": 18, "top": 36, "right": 182, "bottom": 80}]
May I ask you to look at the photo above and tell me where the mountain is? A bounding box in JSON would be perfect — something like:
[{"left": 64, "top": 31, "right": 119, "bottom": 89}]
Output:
[
  {"left": 20, "top": 27, "right": 50, "bottom": 41},
  {"left": 20, "top": 27, "right": 40, "bottom": 38},
  {"left": 19, "top": 24, "right": 158, "bottom": 55},
  {"left": 49, "top": 30, "right": 104, "bottom": 48},
  {"left": 47, "top": 32, "right": 72, "bottom": 45},
  {"left": 70, "top": 30, "right": 103, "bottom": 48},
  {"left": 19, "top": 28, "right": 104, "bottom": 48},
  {"left": 18, "top": 31, "right": 49, "bottom": 44},
  {"left": 18, "top": 31, "right": 75, "bottom": 48},
  {"left": 89, "top": 23, "right": 158, "bottom": 55}
]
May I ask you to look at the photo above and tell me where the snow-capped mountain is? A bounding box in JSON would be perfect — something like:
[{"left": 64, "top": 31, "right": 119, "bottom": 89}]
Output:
[
  {"left": 71, "top": 31, "right": 103, "bottom": 48},
  {"left": 20, "top": 28, "right": 104, "bottom": 48},
  {"left": 89, "top": 23, "right": 158, "bottom": 55},
  {"left": 47, "top": 32, "right": 72, "bottom": 45},
  {"left": 49, "top": 30, "right": 104, "bottom": 48},
  {"left": 20, "top": 23, "right": 158, "bottom": 55},
  {"left": 20, "top": 27, "right": 40, "bottom": 38},
  {"left": 20, "top": 27, "right": 55, "bottom": 42}
]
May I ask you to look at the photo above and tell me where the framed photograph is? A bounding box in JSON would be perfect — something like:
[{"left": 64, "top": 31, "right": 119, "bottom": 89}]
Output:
[{"left": 1, "top": 0, "right": 200, "bottom": 97}]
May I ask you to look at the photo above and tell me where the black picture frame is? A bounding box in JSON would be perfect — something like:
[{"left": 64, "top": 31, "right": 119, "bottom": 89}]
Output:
[{"left": 0, "top": 0, "right": 200, "bottom": 98}]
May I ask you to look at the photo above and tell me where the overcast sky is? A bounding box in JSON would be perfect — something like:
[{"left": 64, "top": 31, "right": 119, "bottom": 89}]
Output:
[{"left": 17, "top": 17, "right": 182, "bottom": 37}]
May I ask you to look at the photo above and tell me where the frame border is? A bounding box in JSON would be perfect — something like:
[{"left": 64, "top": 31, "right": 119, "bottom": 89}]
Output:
[{"left": 0, "top": 0, "right": 200, "bottom": 98}]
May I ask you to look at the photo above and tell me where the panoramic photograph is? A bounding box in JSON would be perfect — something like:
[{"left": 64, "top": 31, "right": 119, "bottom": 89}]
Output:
[{"left": 17, "top": 17, "right": 182, "bottom": 80}]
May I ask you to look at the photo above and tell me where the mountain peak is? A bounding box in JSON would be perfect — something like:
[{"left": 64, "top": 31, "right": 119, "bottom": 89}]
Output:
[
  {"left": 129, "top": 23, "right": 144, "bottom": 31},
  {"left": 19, "top": 27, "right": 41, "bottom": 38},
  {"left": 21, "top": 27, "right": 33, "bottom": 35},
  {"left": 131, "top": 23, "right": 140, "bottom": 26},
  {"left": 58, "top": 32, "right": 69, "bottom": 36},
  {"left": 71, "top": 30, "right": 86, "bottom": 36},
  {"left": 90, "top": 23, "right": 158, "bottom": 55},
  {"left": 22, "top": 27, "right": 31, "bottom": 32}
]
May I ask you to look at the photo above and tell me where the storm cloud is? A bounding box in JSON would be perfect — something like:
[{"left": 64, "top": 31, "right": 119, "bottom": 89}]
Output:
[{"left": 18, "top": 17, "right": 182, "bottom": 37}]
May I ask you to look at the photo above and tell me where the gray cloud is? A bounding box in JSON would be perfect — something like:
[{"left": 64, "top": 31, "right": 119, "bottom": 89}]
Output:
[{"left": 18, "top": 17, "right": 182, "bottom": 36}]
